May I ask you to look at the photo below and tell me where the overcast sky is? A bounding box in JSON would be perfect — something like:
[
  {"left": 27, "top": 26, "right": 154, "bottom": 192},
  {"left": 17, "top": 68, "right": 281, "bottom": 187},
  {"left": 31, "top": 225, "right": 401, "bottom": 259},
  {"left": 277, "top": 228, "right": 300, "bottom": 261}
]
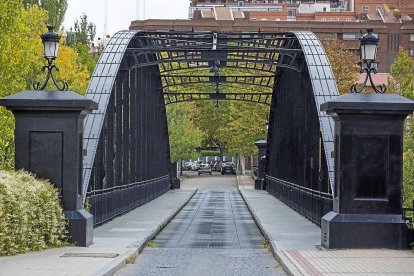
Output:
[{"left": 63, "top": 0, "right": 189, "bottom": 39}]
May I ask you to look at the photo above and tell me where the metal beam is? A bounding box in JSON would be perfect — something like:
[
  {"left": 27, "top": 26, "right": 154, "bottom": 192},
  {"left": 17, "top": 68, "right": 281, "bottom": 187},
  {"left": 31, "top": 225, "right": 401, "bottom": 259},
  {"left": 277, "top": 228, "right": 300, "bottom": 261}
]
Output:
[{"left": 163, "top": 92, "right": 272, "bottom": 105}]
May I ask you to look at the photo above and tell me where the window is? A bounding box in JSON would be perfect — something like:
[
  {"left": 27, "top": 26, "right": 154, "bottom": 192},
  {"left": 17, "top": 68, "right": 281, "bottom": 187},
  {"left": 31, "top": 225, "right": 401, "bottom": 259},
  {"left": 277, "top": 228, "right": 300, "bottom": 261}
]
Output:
[
  {"left": 346, "top": 18, "right": 352, "bottom": 21},
  {"left": 321, "top": 18, "right": 326, "bottom": 21},
  {"left": 317, "top": 33, "right": 336, "bottom": 41},
  {"left": 410, "top": 34, "right": 414, "bottom": 41},
  {"left": 362, "top": 6, "right": 369, "bottom": 13},
  {"left": 376, "top": 5, "right": 382, "bottom": 12},
  {"left": 410, "top": 49, "right": 414, "bottom": 56},
  {"left": 343, "top": 33, "right": 362, "bottom": 40}
]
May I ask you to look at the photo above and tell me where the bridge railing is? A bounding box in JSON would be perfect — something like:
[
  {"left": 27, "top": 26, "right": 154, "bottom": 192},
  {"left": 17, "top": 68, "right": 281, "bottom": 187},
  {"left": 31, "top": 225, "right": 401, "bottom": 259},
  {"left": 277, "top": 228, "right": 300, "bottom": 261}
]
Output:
[
  {"left": 266, "top": 175, "right": 333, "bottom": 226},
  {"left": 87, "top": 175, "right": 171, "bottom": 226}
]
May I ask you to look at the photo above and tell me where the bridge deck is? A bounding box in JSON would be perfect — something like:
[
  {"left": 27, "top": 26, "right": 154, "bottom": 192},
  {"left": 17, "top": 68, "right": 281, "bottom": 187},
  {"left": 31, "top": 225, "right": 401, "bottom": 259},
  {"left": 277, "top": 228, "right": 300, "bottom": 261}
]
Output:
[{"left": 116, "top": 174, "right": 285, "bottom": 275}]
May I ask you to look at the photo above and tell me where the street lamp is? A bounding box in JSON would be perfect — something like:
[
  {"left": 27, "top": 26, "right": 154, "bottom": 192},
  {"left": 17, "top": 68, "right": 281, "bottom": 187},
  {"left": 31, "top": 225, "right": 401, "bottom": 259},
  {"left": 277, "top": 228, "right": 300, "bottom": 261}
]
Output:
[
  {"left": 33, "top": 26, "right": 68, "bottom": 91},
  {"left": 351, "top": 29, "right": 386, "bottom": 94},
  {"left": 211, "top": 60, "right": 221, "bottom": 108}
]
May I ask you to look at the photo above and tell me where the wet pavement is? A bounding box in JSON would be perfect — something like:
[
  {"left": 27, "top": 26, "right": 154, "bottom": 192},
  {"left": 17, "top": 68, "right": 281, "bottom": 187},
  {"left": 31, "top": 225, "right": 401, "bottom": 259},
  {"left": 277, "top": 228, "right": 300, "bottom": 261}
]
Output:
[{"left": 116, "top": 173, "right": 285, "bottom": 276}]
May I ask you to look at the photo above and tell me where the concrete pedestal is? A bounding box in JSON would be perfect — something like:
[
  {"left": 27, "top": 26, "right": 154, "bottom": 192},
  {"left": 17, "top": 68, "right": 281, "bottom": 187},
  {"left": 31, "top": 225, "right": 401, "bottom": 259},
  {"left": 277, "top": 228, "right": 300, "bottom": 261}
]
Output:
[
  {"left": 170, "top": 162, "right": 180, "bottom": 189},
  {"left": 320, "top": 93, "right": 414, "bottom": 249},
  {"left": 0, "top": 90, "right": 98, "bottom": 246},
  {"left": 254, "top": 140, "right": 267, "bottom": 190}
]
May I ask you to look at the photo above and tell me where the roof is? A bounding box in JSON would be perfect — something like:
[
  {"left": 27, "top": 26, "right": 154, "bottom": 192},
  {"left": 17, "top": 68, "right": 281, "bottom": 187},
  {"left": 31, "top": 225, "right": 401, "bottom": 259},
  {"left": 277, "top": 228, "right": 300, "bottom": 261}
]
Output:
[
  {"left": 214, "top": 6, "right": 234, "bottom": 20},
  {"left": 355, "top": 73, "right": 389, "bottom": 86}
]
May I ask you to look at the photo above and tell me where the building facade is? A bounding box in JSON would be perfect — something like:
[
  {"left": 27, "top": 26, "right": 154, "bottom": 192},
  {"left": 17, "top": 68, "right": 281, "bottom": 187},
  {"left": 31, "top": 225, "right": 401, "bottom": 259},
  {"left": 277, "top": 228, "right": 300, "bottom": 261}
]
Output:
[{"left": 130, "top": 0, "right": 414, "bottom": 72}]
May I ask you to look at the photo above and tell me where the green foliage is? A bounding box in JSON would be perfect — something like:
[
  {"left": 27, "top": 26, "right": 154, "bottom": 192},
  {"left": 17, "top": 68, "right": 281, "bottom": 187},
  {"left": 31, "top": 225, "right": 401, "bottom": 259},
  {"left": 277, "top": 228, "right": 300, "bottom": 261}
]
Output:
[
  {"left": 73, "top": 43, "right": 99, "bottom": 75},
  {"left": 191, "top": 68, "right": 270, "bottom": 156},
  {"left": 322, "top": 40, "right": 359, "bottom": 94},
  {"left": 389, "top": 48, "right": 414, "bottom": 209},
  {"left": 23, "top": 0, "right": 67, "bottom": 29},
  {"left": 403, "top": 148, "right": 414, "bottom": 208},
  {"left": 0, "top": 1, "right": 92, "bottom": 169},
  {"left": 389, "top": 47, "right": 414, "bottom": 98},
  {"left": 0, "top": 1, "right": 46, "bottom": 170},
  {"left": 167, "top": 103, "right": 204, "bottom": 162},
  {"left": 65, "top": 14, "right": 96, "bottom": 47},
  {"left": 52, "top": 43, "right": 91, "bottom": 94},
  {"left": 200, "top": 150, "right": 220, "bottom": 157},
  {"left": 0, "top": 170, "right": 67, "bottom": 256}
]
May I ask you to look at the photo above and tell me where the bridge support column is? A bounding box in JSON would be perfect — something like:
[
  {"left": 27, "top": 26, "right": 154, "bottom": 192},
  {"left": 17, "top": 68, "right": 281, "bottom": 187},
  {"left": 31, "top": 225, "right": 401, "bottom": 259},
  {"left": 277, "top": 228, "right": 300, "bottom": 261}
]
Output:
[
  {"left": 0, "top": 91, "right": 98, "bottom": 247},
  {"left": 320, "top": 93, "right": 414, "bottom": 249},
  {"left": 170, "top": 162, "right": 180, "bottom": 189},
  {"left": 254, "top": 140, "right": 267, "bottom": 190}
]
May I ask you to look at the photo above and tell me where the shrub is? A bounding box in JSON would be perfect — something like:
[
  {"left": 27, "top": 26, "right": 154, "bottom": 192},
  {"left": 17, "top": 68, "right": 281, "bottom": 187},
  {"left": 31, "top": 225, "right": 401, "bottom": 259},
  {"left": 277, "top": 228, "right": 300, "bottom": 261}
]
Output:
[
  {"left": 403, "top": 150, "right": 414, "bottom": 210},
  {"left": 0, "top": 170, "right": 67, "bottom": 256}
]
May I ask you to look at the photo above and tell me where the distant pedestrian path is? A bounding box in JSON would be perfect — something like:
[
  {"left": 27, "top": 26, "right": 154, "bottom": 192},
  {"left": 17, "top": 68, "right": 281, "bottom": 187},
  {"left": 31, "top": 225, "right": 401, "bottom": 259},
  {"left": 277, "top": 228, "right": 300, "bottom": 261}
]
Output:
[{"left": 116, "top": 175, "right": 286, "bottom": 276}]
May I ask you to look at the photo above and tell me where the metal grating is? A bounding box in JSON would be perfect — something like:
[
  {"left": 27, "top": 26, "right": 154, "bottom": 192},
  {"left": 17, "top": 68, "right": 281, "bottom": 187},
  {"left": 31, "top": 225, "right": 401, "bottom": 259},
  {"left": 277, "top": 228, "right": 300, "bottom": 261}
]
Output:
[{"left": 153, "top": 191, "right": 265, "bottom": 249}]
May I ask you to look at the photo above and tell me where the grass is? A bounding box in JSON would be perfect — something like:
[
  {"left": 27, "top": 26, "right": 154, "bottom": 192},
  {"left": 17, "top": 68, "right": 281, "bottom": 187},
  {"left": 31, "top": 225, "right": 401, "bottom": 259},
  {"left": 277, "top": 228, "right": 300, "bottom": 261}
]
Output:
[{"left": 146, "top": 240, "right": 159, "bottom": 248}]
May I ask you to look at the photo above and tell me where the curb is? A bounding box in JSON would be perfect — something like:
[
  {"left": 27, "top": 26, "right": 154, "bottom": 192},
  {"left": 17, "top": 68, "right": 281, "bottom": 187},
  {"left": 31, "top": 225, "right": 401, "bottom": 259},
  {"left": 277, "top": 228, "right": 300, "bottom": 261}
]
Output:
[
  {"left": 94, "top": 188, "right": 198, "bottom": 276},
  {"left": 236, "top": 175, "right": 302, "bottom": 276}
]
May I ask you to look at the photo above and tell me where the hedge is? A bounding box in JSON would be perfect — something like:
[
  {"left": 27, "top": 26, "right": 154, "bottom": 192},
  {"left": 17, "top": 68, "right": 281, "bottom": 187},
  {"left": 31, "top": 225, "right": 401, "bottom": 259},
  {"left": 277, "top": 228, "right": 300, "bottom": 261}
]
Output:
[{"left": 0, "top": 170, "right": 67, "bottom": 256}]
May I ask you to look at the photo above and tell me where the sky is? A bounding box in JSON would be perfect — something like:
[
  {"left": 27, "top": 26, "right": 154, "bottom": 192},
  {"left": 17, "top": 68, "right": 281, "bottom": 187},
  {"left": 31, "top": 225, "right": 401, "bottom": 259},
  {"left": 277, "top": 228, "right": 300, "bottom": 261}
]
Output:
[{"left": 63, "top": 0, "right": 189, "bottom": 39}]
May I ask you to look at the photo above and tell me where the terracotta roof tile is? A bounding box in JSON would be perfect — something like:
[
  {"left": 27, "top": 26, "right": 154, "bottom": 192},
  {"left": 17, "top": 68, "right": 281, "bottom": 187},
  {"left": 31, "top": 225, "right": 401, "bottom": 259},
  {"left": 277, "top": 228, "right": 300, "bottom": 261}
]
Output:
[{"left": 355, "top": 73, "right": 389, "bottom": 86}]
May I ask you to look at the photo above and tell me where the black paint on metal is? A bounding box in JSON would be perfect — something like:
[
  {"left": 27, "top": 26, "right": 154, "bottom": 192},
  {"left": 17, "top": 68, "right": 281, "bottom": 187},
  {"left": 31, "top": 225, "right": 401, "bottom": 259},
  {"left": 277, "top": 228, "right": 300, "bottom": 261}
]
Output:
[{"left": 83, "top": 31, "right": 338, "bottom": 226}]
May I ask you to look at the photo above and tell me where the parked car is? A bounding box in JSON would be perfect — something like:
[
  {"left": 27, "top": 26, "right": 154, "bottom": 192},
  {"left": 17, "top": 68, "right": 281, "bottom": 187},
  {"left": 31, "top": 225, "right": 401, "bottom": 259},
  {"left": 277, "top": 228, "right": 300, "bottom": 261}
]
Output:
[
  {"left": 221, "top": 162, "right": 236, "bottom": 175},
  {"left": 213, "top": 161, "right": 222, "bottom": 172},
  {"left": 182, "top": 162, "right": 192, "bottom": 171},
  {"left": 191, "top": 162, "right": 198, "bottom": 171},
  {"left": 198, "top": 163, "right": 212, "bottom": 175}
]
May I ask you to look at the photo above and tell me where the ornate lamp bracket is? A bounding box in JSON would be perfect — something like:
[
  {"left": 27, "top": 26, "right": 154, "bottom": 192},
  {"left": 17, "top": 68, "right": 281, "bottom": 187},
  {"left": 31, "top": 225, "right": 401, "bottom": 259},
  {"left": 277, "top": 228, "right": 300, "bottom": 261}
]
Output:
[{"left": 33, "top": 59, "right": 68, "bottom": 91}]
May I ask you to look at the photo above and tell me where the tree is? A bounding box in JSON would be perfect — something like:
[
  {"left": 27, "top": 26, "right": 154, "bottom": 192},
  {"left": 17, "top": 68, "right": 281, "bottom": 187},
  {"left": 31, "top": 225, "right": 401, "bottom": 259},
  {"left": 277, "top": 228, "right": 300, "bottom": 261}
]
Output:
[
  {"left": 389, "top": 47, "right": 414, "bottom": 99},
  {"left": 0, "top": 0, "right": 92, "bottom": 170},
  {"left": 389, "top": 47, "right": 414, "bottom": 209},
  {"left": 0, "top": 1, "right": 46, "bottom": 170},
  {"left": 65, "top": 14, "right": 96, "bottom": 47},
  {"left": 23, "top": 0, "right": 67, "bottom": 29},
  {"left": 322, "top": 39, "right": 359, "bottom": 94},
  {"left": 167, "top": 103, "right": 204, "bottom": 162},
  {"left": 63, "top": 14, "right": 98, "bottom": 75},
  {"left": 51, "top": 45, "right": 90, "bottom": 94}
]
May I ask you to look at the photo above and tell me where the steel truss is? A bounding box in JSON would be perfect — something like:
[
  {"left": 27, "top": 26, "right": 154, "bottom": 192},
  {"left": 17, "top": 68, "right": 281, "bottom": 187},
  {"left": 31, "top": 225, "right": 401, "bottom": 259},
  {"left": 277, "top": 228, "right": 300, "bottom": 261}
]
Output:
[
  {"left": 164, "top": 92, "right": 273, "bottom": 105},
  {"left": 83, "top": 30, "right": 339, "bottom": 226}
]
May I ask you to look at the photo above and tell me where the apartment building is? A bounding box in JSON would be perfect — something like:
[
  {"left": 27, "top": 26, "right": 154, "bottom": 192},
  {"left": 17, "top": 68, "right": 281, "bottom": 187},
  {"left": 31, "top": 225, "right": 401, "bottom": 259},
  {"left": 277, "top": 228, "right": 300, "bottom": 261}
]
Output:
[{"left": 130, "top": 1, "right": 414, "bottom": 72}]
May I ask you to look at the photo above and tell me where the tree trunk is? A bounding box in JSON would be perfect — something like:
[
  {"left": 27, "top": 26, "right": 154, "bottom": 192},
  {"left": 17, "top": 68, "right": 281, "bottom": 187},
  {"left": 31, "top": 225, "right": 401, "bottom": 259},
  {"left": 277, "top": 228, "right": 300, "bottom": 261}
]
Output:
[{"left": 239, "top": 153, "right": 246, "bottom": 175}]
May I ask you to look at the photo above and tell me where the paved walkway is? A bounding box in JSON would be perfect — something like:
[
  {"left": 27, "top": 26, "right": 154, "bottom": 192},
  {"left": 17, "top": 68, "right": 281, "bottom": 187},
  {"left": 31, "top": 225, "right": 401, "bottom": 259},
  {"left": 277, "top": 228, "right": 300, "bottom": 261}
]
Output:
[
  {"left": 116, "top": 174, "right": 285, "bottom": 276},
  {"left": 0, "top": 189, "right": 196, "bottom": 276},
  {"left": 237, "top": 175, "right": 414, "bottom": 276}
]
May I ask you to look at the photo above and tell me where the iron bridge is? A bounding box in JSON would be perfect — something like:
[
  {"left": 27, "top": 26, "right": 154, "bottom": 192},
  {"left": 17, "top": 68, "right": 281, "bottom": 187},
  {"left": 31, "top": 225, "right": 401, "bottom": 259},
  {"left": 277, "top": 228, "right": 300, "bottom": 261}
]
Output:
[{"left": 82, "top": 30, "right": 339, "bottom": 226}]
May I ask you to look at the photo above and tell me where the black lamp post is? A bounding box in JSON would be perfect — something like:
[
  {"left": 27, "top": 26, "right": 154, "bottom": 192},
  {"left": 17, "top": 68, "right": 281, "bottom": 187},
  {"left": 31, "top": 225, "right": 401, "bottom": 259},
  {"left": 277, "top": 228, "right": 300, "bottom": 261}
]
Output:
[
  {"left": 33, "top": 26, "right": 68, "bottom": 91},
  {"left": 210, "top": 60, "right": 221, "bottom": 107},
  {"left": 351, "top": 29, "right": 386, "bottom": 94}
]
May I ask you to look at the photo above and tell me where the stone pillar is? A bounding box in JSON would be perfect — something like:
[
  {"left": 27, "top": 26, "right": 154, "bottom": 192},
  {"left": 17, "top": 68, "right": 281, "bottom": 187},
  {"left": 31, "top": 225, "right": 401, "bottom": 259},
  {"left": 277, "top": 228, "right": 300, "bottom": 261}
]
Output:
[
  {"left": 0, "top": 90, "right": 98, "bottom": 247},
  {"left": 254, "top": 140, "right": 267, "bottom": 190},
  {"left": 320, "top": 93, "right": 414, "bottom": 249},
  {"left": 170, "top": 162, "right": 180, "bottom": 189}
]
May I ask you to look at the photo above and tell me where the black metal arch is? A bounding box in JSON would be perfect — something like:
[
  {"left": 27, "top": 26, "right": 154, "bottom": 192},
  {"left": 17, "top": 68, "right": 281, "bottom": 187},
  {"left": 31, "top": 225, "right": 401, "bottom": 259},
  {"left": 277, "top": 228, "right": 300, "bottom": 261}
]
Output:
[{"left": 82, "top": 30, "right": 338, "bottom": 226}]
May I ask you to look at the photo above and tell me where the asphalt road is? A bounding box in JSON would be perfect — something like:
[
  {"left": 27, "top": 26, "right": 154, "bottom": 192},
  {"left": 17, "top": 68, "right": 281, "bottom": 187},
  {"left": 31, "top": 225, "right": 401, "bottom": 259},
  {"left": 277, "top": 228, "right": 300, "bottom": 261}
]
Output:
[{"left": 116, "top": 173, "right": 285, "bottom": 276}]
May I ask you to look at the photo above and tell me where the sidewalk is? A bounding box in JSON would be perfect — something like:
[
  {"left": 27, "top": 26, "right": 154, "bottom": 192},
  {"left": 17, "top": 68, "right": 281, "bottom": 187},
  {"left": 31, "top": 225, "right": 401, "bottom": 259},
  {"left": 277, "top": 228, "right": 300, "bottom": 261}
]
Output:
[
  {"left": 237, "top": 175, "right": 414, "bottom": 276},
  {"left": 0, "top": 188, "right": 197, "bottom": 276}
]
